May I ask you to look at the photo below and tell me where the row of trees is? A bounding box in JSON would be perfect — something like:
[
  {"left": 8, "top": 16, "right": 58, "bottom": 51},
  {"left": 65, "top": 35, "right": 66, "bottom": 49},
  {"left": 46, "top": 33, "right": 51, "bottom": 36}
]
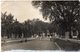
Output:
[
  {"left": 1, "top": 12, "right": 52, "bottom": 38},
  {"left": 1, "top": 1, "right": 80, "bottom": 39},
  {"left": 32, "top": 1, "right": 80, "bottom": 39}
]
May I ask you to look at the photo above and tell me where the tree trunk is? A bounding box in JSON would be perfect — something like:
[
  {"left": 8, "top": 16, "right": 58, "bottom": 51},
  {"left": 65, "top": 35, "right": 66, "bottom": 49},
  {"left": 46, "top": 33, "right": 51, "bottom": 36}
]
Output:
[
  {"left": 77, "top": 31, "right": 80, "bottom": 39},
  {"left": 69, "top": 30, "right": 72, "bottom": 38}
]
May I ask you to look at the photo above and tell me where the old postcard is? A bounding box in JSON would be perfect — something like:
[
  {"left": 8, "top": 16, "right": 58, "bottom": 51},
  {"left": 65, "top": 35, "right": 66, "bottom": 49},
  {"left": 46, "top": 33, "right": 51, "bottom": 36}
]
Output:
[{"left": 1, "top": 0, "right": 80, "bottom": 52}]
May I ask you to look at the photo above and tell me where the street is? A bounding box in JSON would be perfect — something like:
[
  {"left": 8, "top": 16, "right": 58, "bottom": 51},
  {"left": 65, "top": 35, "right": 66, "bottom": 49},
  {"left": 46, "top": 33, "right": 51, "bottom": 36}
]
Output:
[{"left": 2, "top": 37, "right": 59, "bottom": 52}]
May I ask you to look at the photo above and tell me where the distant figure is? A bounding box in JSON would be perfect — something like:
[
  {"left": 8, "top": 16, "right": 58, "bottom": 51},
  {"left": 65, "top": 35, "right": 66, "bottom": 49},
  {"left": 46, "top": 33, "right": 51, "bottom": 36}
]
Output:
[
  {"left": 36, "top": 35, "right": 38, "bottom": 38},
  {"left": 40, "top": 36, "right": 42, "bottom": 40},
  {"left": 50, "top": 36, "right": 52, "bottom": 38}
]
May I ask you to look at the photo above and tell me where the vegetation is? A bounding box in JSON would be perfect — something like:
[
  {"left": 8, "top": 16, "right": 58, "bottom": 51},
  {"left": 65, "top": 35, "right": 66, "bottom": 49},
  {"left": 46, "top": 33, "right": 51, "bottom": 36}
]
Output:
[
  {"left": 1, "top": 12, "right": 50, "bottom": 39},
  {"left": 1, "top": 1, "right": 80, "bottom": 39},
  {"left": 32, "top": 1, "right": 80, "bottom": 39}
]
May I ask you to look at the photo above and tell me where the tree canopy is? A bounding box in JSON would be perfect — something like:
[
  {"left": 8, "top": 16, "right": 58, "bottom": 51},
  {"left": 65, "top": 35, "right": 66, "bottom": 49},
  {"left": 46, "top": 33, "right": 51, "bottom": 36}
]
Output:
[
  {"left": 1, "top": 12, "right": 50, "bottom": 38},
  {"left": 32, "top": 1, "right": 80, "bottom": 38}
]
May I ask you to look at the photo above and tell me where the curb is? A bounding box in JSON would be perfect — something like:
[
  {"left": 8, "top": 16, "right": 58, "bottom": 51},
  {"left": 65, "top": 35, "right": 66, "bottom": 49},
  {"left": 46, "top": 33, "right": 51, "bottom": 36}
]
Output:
[
  {"left": 1, "top": 38, "right": 36, "bottom": 45},
  {"left": 55, "top": 42, "right": 62, "bottom": 50}
]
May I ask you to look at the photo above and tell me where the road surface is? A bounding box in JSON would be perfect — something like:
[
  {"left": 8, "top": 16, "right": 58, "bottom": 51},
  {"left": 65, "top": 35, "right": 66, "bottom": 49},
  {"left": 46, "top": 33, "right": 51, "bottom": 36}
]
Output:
[{"left": 2, "top": 37, "right": 59, "bottom": 52}]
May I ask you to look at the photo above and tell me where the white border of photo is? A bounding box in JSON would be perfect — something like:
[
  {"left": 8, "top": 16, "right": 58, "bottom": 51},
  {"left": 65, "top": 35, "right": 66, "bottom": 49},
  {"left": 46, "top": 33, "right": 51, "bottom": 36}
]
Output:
[{"left": 0, "top": 0, "right": 80, "bottom": 52}]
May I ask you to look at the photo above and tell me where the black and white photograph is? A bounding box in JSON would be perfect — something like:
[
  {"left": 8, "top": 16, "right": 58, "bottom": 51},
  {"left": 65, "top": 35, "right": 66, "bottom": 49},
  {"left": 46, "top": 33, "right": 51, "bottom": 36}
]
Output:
[{"left": 1, "top": 0, "right": 80, "bottom": 52}]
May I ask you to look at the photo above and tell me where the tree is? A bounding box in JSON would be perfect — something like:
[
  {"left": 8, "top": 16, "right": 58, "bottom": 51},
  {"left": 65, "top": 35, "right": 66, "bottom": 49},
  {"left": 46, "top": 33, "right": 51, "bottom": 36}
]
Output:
[
  {"left": 31, "top": 19, "right": 49, "bottom": 36},
  {"left": 32, "top": 1, "right": 80, "bottom": 38},
  {"left": 6, "top": 13, "right": 14, "bottom": 38},
  {"left": 1, "top": 12, "right": 7, "bottom": 37},
  {"left": 1, "top": 12, "right": 14, "bottom": 38},
  {"left": 22, "top": 19, "right": 33, "bottom": 38},
  {"left": 12, "top": 19, "right": 22, "bottom": 38}
]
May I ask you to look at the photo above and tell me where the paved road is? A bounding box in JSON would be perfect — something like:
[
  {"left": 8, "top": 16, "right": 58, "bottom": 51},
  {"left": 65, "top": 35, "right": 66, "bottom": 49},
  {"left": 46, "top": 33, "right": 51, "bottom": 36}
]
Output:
[{"left": 2, "top": 37, "right": 59, "bottom": 52}]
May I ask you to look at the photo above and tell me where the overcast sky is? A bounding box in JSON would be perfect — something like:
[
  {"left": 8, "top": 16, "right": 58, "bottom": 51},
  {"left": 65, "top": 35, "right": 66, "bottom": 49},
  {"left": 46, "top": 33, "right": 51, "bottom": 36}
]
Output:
[
  {"left": 1, "top": 1, "right": 49, "bottom": 23},
  {"left": 1, "top": 0, "right": 79, "bottom": 23}
]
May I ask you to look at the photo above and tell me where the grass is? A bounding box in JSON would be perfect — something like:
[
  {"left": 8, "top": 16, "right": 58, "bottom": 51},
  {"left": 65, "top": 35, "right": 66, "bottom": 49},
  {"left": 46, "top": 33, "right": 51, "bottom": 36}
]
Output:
[{"left": 51, "top": 38, "right": 80, "bottom": 51}]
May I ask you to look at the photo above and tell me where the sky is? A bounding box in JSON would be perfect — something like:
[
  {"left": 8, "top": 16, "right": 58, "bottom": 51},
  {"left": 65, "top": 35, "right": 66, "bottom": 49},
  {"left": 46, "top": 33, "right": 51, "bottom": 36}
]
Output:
[
  {"left": 1, "top": 0, "right": 79, "bottom": 23},
  {"left": 1, "top": 0, "right": 49, "bottom": 23}
]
